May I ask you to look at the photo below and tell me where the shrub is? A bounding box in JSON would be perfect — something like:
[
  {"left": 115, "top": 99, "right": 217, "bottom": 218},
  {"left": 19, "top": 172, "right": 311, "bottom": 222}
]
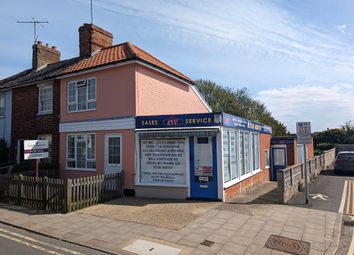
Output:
[
  {"left": 12, "top": 161, "right": 58, "bottom": 173},
  {"left": 0, "top": 139, "right": 9, "bottom": 164}
]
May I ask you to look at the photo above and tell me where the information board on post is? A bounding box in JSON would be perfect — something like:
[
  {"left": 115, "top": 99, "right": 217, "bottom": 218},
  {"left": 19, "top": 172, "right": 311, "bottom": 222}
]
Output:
[
  {"left": 24, "top": 140, "right": 49, "bottom": 160},
  {"left": 140, "top": 139, "right": 186, "bottom": 186},
  {"left": 296, "top": 122, "right": 312, "bottom": 144},
  {"left": 296, "top": 122, "right": 311, "bottom": 204}
]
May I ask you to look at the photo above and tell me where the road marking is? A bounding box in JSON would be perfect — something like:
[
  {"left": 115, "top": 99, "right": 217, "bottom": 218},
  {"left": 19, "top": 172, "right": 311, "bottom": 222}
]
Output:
[
  {"left": 0, "top": 232, "right": 65, "bottom": 255},
  {"left": 346, "top": 181, "right": 352, "bottom": 215},
  {"left": 339, "top": 180, "right": 348, "bottom": 213},
  {"left": 310, "top": 193, "right": 328, "bottom": 200},
  {"left": 347, "top": 228, "right": 354, "bottom": 255},
  {"left": 352, "top": 181, "right": 354, "bottom": 215},
  {"left": 0, "top": 228, "right": 86, "bottom": 255}
]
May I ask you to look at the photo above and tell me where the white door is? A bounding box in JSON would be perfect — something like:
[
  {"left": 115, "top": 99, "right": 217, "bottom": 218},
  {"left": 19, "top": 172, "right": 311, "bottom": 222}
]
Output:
[{"left": 105, "top": 134, "right": 122, "bottom": 174}]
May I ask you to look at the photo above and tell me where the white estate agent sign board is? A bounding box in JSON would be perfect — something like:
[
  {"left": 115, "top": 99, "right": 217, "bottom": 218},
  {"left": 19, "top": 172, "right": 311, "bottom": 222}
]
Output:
[
  {"left": 24, "top": 140, "right": 49, "bottom": 160},
  {"left": 296, "top": 122, "right": 312, "bottom": 145},
  {"left": 140, "top": 139, "right": 186, "bottom": 185}
]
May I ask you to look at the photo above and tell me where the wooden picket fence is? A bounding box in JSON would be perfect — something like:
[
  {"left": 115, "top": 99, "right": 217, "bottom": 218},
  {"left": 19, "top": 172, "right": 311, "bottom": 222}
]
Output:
[{"left": 0, "top": 173, "right": 123, "bottom": 213}]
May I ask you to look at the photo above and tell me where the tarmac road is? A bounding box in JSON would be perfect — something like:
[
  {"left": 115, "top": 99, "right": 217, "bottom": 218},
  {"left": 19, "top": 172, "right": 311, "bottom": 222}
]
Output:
[
  {"left": 288, "top": 168, "right": 354, "bottom": 255},
  {"left": 0, "top": 222, "right": 115, "bottom": 255},
  {"left": 287, "top": 168, "right": 353, "bottom": 212}
]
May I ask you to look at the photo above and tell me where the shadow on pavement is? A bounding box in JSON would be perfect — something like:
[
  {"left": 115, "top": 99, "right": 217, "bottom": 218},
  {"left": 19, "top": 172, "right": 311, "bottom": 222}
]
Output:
[
  {"left": 0, "top": 202, "right": 55, "bottom": 215},
  {"left": 225, "top": 181, "right": 282, "bottom": 205}
]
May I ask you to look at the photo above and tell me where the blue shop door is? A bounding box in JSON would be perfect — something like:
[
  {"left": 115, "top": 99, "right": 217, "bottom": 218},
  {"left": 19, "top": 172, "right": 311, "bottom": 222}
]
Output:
[
  {"left": 271, "top": 147, "right": 287, "bottom": 181},
  {"left": 190, "top": 136, "right": 218, "bottom": 200}
]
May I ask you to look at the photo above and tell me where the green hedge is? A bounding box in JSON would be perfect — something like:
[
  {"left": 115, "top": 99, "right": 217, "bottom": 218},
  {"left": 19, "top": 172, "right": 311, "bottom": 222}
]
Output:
[{"left": 12, "top": 161, "right": 58, "bottom": 173}]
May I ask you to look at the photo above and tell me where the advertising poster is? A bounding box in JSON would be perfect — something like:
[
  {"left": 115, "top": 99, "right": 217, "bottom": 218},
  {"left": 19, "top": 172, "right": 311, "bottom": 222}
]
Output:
[{"left": 140, "top": 139, "right": 186, "bottom": 185}]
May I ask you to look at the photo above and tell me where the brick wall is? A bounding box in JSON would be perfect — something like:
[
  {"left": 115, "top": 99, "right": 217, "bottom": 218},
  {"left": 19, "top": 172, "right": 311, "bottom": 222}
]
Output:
[
  {"left": 32, "top": 41, "right": 60, "bottom": 69},
  {"left": 11, "top": 80, "right": 60, "bottom": 163},
  {"left": 286, "top": 143, "right": 295, "bottom": 165},
  {"left": 79, "top": 23, "right": 113, "bottom": 57}
]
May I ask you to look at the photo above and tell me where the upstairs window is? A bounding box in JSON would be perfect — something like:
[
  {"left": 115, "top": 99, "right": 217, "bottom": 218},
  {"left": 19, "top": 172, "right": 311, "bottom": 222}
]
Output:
[
  {"left": 68, "top": 78, "right": 96, "bottom": 112},
  {"left": 0, "top": 93, "right": 5, "bottom": 117},
  {"left": 38, "top": 85, "right": 53, "bottom": 114}
]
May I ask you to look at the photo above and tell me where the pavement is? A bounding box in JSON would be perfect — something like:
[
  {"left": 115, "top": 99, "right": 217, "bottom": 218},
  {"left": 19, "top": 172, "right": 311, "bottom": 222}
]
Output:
[
  {"left": 0, "top": 190, "right": 341, "bottom": 255},
  {"left": 78, "top": 197, "right": 219, "bottom": 230}
]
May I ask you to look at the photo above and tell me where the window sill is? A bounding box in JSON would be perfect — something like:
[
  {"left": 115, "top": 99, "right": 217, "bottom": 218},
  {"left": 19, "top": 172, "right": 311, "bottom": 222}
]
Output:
[
  {"left": 223, "top": 169, "right": 262, "bottom": 189},
  {"left": 67, "top": 108, "right": 96, "bottom": 114},
  {"left": 37, "top": 111, "right": 53, "bottom": 116},
  {"left": 135, "top": 182, "right": 188, "bottom": 188},
  {"left": 65, "top": 168, "right": 96, "bottom": 172}
]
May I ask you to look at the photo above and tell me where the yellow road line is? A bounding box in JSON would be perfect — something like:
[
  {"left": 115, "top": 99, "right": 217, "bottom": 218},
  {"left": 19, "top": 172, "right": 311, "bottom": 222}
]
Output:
[
  {"left": 346, "top": 181, "right": 351, "bottom": 215},
  {"left": 339, "top": 180, "right": 348, "bottom": 214},
  {"left": 0, "top": 232, "right": 65, "bottom": 255},
  {"left": 0, "top": 228, "right": 86, "bottom": 255},
  {"left": 351, "top": 181, "right": 354, "bottom": 215},
  {"left": 347, "top": 228, "right": 354, "bottom": 255}
]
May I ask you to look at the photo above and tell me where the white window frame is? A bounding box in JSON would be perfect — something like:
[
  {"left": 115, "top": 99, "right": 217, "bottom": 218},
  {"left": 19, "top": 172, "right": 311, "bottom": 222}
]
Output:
[
  {"left": 38, "top": 84, "right": 53, "bottom": 115},
  {"left": 104, "top": 134, "right": 122, "bottom": 174},
  {"left": 0, "top": 92, "right": 5, "bottom": 118},
  {"left": 223, "top": 129, "right": 262, "bottom": 188},
  {"left": 67, "top": 77, "right": 96, "bottom": 113},
  {"left": 66, "top": 133, "right": 96, "bottom": 171},
  {"left": 265, "top": 149, "right": 270, "bottom": 169}
]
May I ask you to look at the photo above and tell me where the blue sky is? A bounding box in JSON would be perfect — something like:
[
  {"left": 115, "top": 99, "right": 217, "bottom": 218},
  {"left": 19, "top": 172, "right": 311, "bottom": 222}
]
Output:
[{"left": 1, "top": 0, "right": 354, "bottom": 132}]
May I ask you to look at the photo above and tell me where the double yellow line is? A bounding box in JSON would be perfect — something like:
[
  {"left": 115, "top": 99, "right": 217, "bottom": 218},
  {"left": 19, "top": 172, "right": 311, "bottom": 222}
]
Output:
[{"left": 343, "top": 180, "right": 354, "bottom": 215}]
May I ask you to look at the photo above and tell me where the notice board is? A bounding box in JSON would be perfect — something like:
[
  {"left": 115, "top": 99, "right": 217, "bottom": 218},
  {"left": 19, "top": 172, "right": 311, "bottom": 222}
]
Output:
[{"left": 140, "top": 139, "right": 186, "bottom": 185}]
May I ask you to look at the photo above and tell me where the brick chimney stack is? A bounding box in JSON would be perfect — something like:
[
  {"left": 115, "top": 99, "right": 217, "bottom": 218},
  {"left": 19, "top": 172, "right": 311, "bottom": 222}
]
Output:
[
  {"left": 32, "top": 41, "right": 61, "bottom": 69},
  {"left": 79, "top": 23, "right": 113, "bottom": 57}
]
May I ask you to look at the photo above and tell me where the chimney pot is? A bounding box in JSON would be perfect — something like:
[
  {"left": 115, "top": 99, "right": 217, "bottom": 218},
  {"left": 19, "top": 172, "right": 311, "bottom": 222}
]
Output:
[
  {"left": 32, "top": 42, "right": 61, "bottom": 69},
  {"left": 79, "top": 23, "right": 113, "bottom": 57}
]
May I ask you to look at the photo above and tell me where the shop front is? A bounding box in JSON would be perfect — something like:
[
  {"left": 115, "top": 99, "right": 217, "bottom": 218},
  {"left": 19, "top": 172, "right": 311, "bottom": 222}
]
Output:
[{"left": 135, "top": 113, "right": 272, "bottom": 201}]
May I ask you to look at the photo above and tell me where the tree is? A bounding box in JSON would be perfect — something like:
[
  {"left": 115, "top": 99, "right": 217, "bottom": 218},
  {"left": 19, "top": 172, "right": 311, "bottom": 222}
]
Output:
[
  {"left": 195, "top": 79, "right": 288, "bottom": 136},
  {"left": 313, "top": 121, "right": 354, "bottom": 149}
]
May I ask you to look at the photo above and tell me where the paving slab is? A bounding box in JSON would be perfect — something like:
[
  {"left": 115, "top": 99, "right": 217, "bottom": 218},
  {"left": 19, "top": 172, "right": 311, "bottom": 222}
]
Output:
[{"left": 0, "top": 200, "right": 341, "bottom": 255}]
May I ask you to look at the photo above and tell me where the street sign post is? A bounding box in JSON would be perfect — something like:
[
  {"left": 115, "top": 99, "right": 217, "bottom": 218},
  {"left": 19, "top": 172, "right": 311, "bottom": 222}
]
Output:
[
  {"left": 24, "top": 140, "right": 49, "bottom": 178},
  {"left": 296, "top": 122, "right": 311, "bottom": 204}
]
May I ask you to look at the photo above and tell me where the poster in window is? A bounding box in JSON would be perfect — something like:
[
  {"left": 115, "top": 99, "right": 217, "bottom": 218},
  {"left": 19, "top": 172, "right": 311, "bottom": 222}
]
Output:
[
  {"left": 223, "top": 132, "right": 230, "bottom": 182},
  {"left": 140, "top": 139, "right": 186, "bottom": 185},
  {"left": 230, "top": 131, "right": 238, "bottom": 179}
]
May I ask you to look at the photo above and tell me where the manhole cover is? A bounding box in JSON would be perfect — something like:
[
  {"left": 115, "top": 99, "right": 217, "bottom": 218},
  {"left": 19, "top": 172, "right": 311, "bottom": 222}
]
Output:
[
  {"left": 265, "top": 235, "right": 310, "bottom": 255},
  {"left": 201, "top": 240, "right": 215, "bottom": 247}
]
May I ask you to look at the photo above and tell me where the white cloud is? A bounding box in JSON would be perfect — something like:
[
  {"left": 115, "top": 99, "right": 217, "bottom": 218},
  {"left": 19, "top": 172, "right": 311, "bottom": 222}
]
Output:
[
  {"left": 336, "top": 24, "right": 352, "bottom": 35},
  {"left": 86, "top": 0, "right": 354, "bottom": 69},
  {"left": 256, "top": 84, "right": 354, "bottom": 132}
]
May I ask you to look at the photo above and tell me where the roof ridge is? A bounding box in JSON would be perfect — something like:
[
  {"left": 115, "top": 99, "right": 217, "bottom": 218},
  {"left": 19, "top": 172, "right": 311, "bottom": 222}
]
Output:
[
  {"left": 129, "top": 43, "right": 192, "bottom": 80},
  {"left": 125, "top": 42, "right": 138, "bottom": 57}
]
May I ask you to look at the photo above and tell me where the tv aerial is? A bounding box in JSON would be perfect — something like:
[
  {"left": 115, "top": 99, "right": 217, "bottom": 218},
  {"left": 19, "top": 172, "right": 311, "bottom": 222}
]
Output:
[{"left": 17, "top": 18, "right": 48, "bottom": 42}]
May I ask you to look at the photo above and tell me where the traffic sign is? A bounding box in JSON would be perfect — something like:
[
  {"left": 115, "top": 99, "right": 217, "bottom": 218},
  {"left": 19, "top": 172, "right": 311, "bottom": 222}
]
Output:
[{"left": 296, "top": 122, "right": 312, "bottom": 144}]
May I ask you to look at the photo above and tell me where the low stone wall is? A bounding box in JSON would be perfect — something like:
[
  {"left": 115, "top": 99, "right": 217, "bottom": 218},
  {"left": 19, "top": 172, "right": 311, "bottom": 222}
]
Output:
[{"left": 277, "top": 148, "right": 335, "bottom": 203}]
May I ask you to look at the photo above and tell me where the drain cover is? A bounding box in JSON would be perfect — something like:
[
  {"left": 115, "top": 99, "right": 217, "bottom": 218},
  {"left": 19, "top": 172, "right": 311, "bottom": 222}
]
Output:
[
  {"left": 265, "top": 235, "right": 310, "bottom": 255},
  {"left": 123, "top": 239, "right": 181, "bottom": 255},
  {"left": 201, "top": 240, "right": 215, "bottom": 247},
  {"left": 344, "top": 221, "right": 354, "bottom": 227}
]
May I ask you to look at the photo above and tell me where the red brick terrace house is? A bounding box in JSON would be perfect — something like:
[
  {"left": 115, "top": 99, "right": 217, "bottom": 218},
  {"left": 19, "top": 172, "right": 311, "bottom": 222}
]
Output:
[{"left": 0, "top": 42, "right": 79, "bottom": 164}]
